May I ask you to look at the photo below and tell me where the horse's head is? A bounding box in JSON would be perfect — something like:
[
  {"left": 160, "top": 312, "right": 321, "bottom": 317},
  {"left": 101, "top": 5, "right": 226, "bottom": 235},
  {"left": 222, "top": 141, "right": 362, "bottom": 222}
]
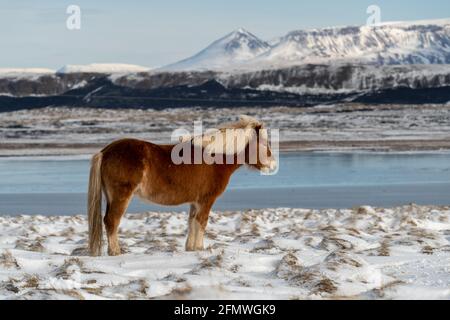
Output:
[{"left": 240, "top": 115, "right": 277, "bottom": 174}]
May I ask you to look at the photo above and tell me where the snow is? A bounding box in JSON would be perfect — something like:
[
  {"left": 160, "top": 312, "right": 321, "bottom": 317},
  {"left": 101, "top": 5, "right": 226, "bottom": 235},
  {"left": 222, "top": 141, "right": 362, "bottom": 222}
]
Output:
[
  {"left": 161, "top": 28, "right": 270, "bottom": 71},
  {"left": 1, "top": 104, "right": 450, "bottom": 156},
  {"left": 57, "top": 63, "right": 151, "bottom": 74},
  {"left": 251, "top": 18, "right": 450, "bottom": 68},
  {"left": 0, "top": 68, "right": 55, "bottom": 79},
  {"left": 162, "top": 18, "right": 450, "bottom": 71},
  {"left": 1, "top": 205, "right": 449, "bottom": 299}
]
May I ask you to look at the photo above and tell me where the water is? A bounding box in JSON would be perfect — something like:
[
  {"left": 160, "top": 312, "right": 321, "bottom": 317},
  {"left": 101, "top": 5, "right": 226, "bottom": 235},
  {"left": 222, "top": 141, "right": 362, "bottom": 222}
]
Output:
[{"left": 0, "top": 152, "right": 449, "bottom": 215}]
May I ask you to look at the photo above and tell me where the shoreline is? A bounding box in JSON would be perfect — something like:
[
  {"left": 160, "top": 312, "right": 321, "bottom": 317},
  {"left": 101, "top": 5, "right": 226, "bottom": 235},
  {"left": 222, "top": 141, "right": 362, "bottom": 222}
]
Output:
[
  {"left": 2, "top": 139, "right": 450, "bottom": 157},
  {"left": 2, "top": 182, "right": 450, "bottom": 216},
  {"left": 0, "top": 104, "right": 449, "bottom": 157}
]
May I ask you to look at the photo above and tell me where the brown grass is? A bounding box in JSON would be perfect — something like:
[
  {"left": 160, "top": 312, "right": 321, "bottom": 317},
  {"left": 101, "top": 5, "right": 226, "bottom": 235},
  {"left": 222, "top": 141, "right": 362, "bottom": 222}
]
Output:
[
  {"left": 23, "top": 275, "right": 39, "bottom": 288},
  {"left": 83, "top": 287, "right": 103, "bottom": 295},
  {"left": 367, "top": 280, "right": 405, "bottom": 298},
  {"left": 62, "top": 289, "right": 85, "bottom": 300},
  {"left": 421, "top": 245, "right": 434, "bottom": 255},
  {"left": 409, "top": 228, "right": 436, "bottom": 240},
  {"left": 14, "top": 239, "right": 45, "bottom": 252},
  {"left": 325, "top": 251, "right": 363, "bottom": 270},
  {"left": 0, "top": 250, "right": 20, "bottom": 269},
  {"left": 199, "top": 251, "right": 224, "bottom": 269},
  {"left": 312, "top": 278, "right": 338, "bottom": 295},
  {"left": 378, "top": 240, "right": 390, "bottom": 256},
  {"left": 3, "top": 279, "right": 20, "bottom": 293},
  {"left": 250, "top": 238, "right": 276, "bottom": 253},
  {"left": 170, "top": 284, "right": 193, "bottom": 297},
  {"left": 55, "top": 258, "right": 84, "bottom": 279},
  {"left": 229, "top": 264, "right": 240, "bottom": 273}
]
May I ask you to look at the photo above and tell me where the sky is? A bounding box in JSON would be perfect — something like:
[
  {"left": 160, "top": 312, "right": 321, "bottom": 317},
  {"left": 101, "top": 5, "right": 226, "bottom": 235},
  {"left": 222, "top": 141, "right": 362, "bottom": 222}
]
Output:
[{"left": 0, "top": 0, "right": 449, "bottom": 69}]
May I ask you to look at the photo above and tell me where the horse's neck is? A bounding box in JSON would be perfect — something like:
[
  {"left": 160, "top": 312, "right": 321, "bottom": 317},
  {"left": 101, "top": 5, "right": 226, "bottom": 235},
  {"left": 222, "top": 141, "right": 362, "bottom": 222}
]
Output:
[
  {"left": 221, "top": 162, "right": 243, "bottom": 176},
  {"left": 164, "top": 143, "right": 244, "bottom": 174}
]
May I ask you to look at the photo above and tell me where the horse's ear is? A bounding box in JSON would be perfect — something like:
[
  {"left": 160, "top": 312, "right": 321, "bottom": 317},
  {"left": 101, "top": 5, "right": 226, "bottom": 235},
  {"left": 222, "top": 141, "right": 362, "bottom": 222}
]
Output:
[
  {"left": 239, "top": 115, "right": 253, "bottom": 123},
  {"left": 179, "top": 134, "right": 192, "bottom": 143}
]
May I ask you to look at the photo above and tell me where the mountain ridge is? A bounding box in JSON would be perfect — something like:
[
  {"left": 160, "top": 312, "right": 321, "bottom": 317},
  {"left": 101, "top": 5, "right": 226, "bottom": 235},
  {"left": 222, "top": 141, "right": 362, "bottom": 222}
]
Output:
[
  {"left": 161, "top": 28, "right": 271, "bottom": 71},
  {"left": 163, "top": 18, "right": 450, "bottom": 71}
]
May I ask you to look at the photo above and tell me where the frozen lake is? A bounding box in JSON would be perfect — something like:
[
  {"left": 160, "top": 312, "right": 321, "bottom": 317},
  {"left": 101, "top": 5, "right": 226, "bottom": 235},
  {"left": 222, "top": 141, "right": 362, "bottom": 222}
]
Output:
[{"left": 0, "top": 152, "right": 449, "bottom": 215}]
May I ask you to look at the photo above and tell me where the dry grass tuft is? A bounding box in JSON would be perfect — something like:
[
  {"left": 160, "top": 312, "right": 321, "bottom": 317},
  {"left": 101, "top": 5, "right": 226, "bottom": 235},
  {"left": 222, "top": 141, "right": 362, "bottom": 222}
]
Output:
[
  {"left": 83, "top": 287, "right": 103, "bottom": 295},
  {"left": 163, "top": 273, "right": 187, "bottom": 283},
  {"left": 325, "top": 251, "right": 363, "bottom": 270},
  {"left": 229, "top": 264, "right": 241, "bottom": 273},
  {"left": 421, "top": 245, "right": 434, "bottom": 255},
  {"left": 170, "top": 284, "right": 193, "bottom": 297},
  {"left": 275, "top": 252, "right": 301, "bottom": 279},
  {"left": 23, "top": 275, "right": 39, "bottom": 288},
  {"left": 15, "top": 239, "right": 45, "bottom": 252},
  {"left": 0, "top": 250, "right": 20, "bottom": 269},
  {"left": 55, "top": 258, "right": 84, "bottom": 279},
  {"left": 367, "top": 280, "right": 404, "bottom": 298},
  {"left": 319, "top": 237, "right": 353, "bottom": 251},
  {"left": 250, "top": 223, "right": 260, "bottom": 236},
  {"left": 276, "top": 253, "right": 338, "bottom": 295},
  {"left": 71, "top": 246, "right": 89, "bottom": 256},
  {"left": 60, "top": 227, "right": 76, "bottom": 237},
  {"left": 378, "top": 240, "right": 390, "bottom": 256},
  {"left": 3, "top": 279, "right": 20, "bottom": 293},
  {"left": 62, "top": 289, "right": 85, "bottom": 300},
  {"left": 198, "top": 250, "right": 224, "bottom": 270},
  {"left": 356, "top": 206, "right": 376, "bottom": 215},
  {"left": 409, "top": 228, "right": 436, "bottom": 240},
  {"left": 312, "top": 278, "right": 338, "bottom": 294},
  {"left": 144, "top": 237, "right": 178, "bottom": 253},
  {"left": 250, "top": 238, "right": 277, "bottom": 253}
]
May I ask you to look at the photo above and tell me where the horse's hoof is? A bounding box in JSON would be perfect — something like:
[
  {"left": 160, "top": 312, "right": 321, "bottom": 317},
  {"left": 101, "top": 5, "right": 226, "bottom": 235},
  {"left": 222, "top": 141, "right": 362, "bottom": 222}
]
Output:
[
  {"left": 185, "top": 247, "right": 204, "bottom": 252},
  {"left": 108, "top": 249, "right": 121, "bottom": 256}
]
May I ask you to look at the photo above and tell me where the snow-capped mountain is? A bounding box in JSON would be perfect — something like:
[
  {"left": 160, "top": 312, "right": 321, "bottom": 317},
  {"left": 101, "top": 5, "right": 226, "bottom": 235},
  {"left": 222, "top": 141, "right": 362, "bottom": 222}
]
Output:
[
  {"left": 162, "top": 28, "right": 270, "bottom": 71},
  {"left": 163, "top": 18, "right": 450, "bottom": 71},
  {"left": 252, "top": 18, "right": 450, "bottom": 68},
  {"left": 0, "top": 68, "right": 55, "bottom": 79},
  {"left": 2, "top": 18, "right": 450, "bottom": 109},
  {"left": 57, "top": 63, "right": 151, "bottom": 74}
]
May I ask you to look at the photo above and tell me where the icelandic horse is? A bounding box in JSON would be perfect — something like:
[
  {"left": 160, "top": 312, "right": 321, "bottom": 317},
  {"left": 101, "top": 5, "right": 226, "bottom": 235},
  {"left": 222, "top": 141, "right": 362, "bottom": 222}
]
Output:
[{"left": 87, "top": 115, "right": 276, "bottom": 256}]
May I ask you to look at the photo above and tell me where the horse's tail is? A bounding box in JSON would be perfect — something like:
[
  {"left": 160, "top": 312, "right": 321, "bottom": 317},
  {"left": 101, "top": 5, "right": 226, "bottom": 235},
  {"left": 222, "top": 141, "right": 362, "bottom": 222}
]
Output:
[{"left": 88, "top": 152, "right": 103, "bottom": 256}]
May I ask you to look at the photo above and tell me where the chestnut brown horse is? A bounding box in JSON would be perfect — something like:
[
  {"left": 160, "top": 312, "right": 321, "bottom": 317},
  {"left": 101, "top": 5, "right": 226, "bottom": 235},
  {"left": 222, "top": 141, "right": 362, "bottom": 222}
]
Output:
[{"left": 87, "top": 115, "right": 276, "bottom": 256}]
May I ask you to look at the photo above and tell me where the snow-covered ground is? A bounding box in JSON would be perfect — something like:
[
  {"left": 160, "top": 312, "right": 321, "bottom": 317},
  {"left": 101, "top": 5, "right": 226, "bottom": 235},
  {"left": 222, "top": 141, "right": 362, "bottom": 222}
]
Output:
[
  {"left": 1, "top": 104, "right": 450, "bottom": 156},
  {"left": 1, "top": 205, "right": 449, "bottom": 299}
]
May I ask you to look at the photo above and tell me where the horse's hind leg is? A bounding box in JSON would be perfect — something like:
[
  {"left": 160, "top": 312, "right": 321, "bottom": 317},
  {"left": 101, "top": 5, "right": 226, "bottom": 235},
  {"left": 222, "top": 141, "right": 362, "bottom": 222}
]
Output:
[{"left": 104, "top": 189, "right": 133, "bottom": 256}]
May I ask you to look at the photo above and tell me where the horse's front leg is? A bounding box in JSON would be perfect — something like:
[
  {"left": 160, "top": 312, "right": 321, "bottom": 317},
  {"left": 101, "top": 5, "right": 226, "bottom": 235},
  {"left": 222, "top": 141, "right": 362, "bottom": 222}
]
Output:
[
  {"left": 185, "top": 201, "right": 213, "bottom": 251},
  {"left": 185, "top": 204, "right": 198, "bottom": 251}
]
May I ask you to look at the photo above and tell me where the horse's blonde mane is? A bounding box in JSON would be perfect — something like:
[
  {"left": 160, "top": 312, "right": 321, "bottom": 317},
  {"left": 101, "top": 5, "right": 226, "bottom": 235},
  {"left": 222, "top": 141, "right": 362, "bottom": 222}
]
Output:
[
  {"left": 183, "top": 115, "right": 263, "bottom": 156},
  {"left": 219, "top": 115, "right": 264, "bottom": 130}
]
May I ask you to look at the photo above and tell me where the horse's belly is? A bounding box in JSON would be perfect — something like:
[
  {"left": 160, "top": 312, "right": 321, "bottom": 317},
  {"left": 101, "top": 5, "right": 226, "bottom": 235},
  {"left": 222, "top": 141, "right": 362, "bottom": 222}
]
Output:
[{"left": 135, "top": 187, "right": 189, "bottom": 206}]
